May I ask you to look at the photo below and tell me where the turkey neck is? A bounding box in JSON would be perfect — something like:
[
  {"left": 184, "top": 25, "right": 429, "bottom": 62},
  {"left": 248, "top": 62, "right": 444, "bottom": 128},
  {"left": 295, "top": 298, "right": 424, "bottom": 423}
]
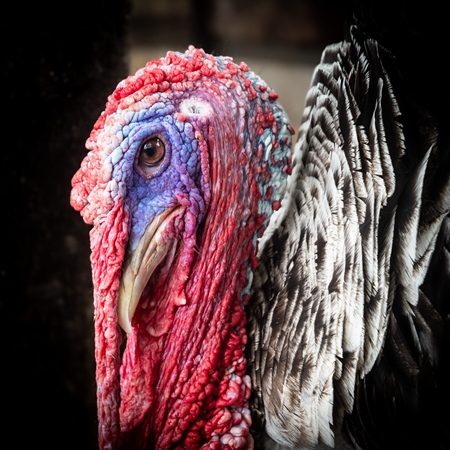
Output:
[{"left": 118, "top": 117, "right": 261, "bottom": 449}]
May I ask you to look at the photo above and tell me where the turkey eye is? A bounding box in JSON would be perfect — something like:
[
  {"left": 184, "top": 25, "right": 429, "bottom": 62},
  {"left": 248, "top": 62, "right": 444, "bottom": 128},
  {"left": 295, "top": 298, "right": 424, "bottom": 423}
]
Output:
[{"left": 138, "top": 137, "right": 166, "bottom": 176}]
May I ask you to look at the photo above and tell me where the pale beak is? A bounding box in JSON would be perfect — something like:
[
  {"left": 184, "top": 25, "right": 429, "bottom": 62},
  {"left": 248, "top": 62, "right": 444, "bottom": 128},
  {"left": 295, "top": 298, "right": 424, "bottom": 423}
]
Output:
[{"left": 117, "top": 207, "right": 183, "bottom": 334}]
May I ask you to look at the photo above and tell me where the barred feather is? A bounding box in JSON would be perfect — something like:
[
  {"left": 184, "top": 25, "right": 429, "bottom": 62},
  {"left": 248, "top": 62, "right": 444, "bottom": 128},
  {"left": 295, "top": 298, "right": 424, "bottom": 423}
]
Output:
[{"left": 247, "top": 24, "right": 450, "bottom": 450}]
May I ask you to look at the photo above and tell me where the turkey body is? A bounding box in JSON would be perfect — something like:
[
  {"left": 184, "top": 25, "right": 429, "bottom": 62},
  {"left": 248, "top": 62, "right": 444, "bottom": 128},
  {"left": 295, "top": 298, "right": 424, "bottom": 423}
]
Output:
[
  {"left": 70, "top": 3, "right": 450, "bottom": 449},
  {"left": 247, "top": 12, "right": 450, "bottom": 450}
]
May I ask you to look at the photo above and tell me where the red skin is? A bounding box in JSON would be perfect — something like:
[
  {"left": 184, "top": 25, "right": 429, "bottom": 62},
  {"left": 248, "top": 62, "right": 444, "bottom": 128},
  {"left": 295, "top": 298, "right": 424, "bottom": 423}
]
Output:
[{"left": 71, "top": 47, "right": 292, "bottom": 449}]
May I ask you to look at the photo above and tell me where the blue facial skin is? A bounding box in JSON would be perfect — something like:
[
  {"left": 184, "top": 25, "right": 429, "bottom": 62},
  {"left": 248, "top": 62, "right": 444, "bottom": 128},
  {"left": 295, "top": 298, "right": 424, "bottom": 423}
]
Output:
[{"left": 116, "top": 99, "right": 207, "bottom": 252}]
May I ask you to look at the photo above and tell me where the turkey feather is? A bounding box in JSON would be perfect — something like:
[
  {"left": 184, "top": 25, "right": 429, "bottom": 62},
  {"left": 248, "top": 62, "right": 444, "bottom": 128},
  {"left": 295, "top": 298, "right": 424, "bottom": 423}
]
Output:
[{"left": 247, "top": 25, "right": 450, "bottom": 450}]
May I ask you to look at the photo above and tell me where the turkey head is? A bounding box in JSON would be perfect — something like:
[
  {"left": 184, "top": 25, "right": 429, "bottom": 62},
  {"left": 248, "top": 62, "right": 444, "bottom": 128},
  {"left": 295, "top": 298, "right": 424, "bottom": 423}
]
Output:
[{"left": 70, "top": 47, "right": 293, "bottom": 450}]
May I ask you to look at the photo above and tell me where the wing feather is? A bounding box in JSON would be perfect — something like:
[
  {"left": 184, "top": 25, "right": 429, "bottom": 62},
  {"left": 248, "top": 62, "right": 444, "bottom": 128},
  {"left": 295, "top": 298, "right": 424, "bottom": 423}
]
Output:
[{"left": 247, "top": 24, "right": 450, "bottom": 450}]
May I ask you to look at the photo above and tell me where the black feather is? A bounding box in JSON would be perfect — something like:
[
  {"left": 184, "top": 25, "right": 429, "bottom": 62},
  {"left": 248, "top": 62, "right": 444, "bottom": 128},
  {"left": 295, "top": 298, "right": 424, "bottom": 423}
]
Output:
[{"left": 247, "top": 4, "right": 450, "bottom": 448}]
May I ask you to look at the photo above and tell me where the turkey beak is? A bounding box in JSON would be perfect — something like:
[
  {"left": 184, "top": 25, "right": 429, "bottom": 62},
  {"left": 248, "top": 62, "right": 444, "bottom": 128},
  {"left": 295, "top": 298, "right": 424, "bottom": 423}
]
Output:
[{"left": 117, "top": 208, "right": 182, "bottom": 334}]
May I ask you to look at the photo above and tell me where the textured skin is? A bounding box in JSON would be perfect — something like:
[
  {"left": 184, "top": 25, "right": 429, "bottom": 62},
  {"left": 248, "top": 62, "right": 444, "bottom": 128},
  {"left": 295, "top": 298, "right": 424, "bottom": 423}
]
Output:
[
  {"left": 247, "top": 25, "right": 450, "bottom": 450},
  {"left": 71, "top": 47, "right": 293, "bottom": 449}
]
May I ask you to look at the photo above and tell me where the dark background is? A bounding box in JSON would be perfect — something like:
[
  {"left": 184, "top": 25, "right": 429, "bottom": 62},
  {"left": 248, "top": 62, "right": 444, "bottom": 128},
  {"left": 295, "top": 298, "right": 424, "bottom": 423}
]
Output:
[{"left": 1, "top": 1, "right": 349, "bottom": 448}]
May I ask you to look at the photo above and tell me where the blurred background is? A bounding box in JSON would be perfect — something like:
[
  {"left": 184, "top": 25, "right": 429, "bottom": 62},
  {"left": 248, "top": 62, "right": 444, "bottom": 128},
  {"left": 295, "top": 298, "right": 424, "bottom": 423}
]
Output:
[
  {"left": 1, "top": 1, "right": 350, "bottom": 448},
  {"left": 129, "top": 0, "right": 350, "bottom": 131}
]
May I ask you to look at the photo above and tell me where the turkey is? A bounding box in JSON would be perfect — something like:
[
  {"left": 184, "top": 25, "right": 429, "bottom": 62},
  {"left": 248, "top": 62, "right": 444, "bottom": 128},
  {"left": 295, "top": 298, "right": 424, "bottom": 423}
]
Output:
[{"left": 70, "top": 5, "right": 450, "bottom": 450}]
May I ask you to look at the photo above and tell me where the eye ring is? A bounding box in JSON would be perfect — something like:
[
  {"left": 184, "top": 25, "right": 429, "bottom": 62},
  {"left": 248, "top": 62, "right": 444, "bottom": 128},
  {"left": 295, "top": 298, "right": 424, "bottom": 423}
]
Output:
[{"left": 137, "top": 136, "right": 166, "bottom": 177}]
